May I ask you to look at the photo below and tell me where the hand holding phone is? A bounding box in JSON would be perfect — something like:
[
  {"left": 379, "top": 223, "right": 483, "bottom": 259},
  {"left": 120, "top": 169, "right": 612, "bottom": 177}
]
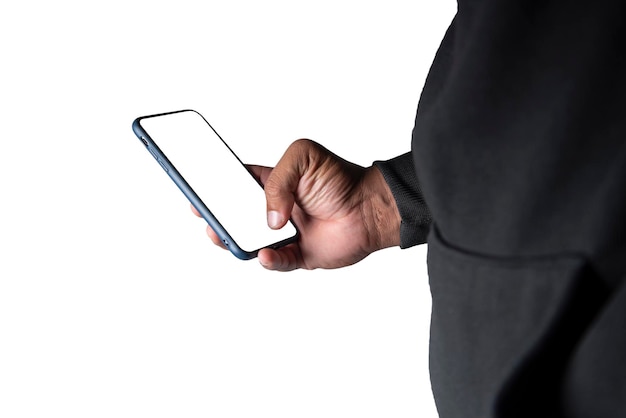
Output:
[{"left": 227, "top": 139, "right": 402, "bottom": 271}]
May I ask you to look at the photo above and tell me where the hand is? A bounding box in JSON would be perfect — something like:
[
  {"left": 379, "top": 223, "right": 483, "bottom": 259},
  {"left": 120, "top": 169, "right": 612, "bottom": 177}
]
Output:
[{"left": 193, "top": 139, "right": 401, "bottom": 271}]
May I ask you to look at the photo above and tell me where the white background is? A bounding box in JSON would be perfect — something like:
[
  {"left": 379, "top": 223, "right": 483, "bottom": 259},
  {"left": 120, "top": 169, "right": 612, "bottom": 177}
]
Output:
[{"left": 0, "top": 1, "right": 455, "bottom": 417}]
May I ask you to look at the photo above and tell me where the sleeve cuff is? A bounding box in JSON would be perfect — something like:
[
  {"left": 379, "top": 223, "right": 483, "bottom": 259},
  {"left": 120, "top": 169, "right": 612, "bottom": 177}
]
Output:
[{"left": 374, "top": 152, "right": 432, "bottom": 248}]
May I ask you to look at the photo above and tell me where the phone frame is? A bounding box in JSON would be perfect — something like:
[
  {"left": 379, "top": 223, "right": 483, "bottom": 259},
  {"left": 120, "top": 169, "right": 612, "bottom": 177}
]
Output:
[{"left": 132, "top": 109, "right": 298, "bottom": 260}]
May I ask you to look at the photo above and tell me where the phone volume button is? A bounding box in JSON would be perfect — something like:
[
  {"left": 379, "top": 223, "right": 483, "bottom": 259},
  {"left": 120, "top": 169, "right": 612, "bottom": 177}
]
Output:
[
  {"left": 148, "top": 146, "right": 159, "bottom": 160},
  {"left": 158, "top": 159, "right": 169, "bottom": 172}
]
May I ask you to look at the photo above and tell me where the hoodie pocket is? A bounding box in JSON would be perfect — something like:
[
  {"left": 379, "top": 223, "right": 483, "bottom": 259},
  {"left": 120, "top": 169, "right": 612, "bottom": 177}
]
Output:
[{"left": 426, "top": 227, "right": 606, "bottom": 418}]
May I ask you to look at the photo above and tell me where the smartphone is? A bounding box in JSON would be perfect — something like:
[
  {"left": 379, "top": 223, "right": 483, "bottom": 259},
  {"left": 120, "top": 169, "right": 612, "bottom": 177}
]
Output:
[{"left": 132, "top": 109, "right": 298, "bottom": 260}]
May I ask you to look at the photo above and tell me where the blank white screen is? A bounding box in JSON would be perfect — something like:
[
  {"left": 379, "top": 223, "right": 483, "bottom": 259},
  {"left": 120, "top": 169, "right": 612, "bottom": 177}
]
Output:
[{"left": 140, "top": 110, "right": 297, "bottom": 253}]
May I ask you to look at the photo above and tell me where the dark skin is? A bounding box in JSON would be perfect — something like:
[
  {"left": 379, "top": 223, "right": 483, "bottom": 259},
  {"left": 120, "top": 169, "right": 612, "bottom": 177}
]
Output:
[{"left": 192, "top": 139, "right": 401, "bottom": 271}]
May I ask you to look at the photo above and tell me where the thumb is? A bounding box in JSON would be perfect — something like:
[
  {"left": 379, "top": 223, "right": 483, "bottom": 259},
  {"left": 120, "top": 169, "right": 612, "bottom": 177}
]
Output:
[
  {"left": 263, "top": 140, "right": 310, "bottom": 229},
  {"left": 264, "top": 165, "right": 298, "bottom": 230}
]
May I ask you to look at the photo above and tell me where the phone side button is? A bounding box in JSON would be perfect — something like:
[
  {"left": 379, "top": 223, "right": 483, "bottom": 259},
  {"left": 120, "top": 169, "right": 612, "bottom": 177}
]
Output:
[
  {"left": 148, "top": 146, "right": 159, "bottom": 160},
  {"left": 158, "top": 159, "right": 169, "bottom": 172}
]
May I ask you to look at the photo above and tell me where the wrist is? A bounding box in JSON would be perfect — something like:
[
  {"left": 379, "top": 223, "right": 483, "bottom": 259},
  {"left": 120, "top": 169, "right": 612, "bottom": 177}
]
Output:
[{"left": 360, "top": 165, "right": 402, "bottom": 251}]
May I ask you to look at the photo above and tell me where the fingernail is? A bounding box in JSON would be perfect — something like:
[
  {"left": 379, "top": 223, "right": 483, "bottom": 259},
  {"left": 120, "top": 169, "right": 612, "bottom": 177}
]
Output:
[{"left": 267, "top": 210, "right": 283, "bottom": 229}]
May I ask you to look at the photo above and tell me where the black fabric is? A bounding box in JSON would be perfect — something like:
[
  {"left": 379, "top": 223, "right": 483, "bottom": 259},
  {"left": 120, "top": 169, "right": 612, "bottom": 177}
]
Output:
[
  {"left": 378, "top": 0, "right": 626, "bottom": 417},
  {"left": 413, "top": 0, "right": 626, "bottom": 286},
  {"left": 374, "top": 153, "right": 431, "bottom": 248},
  {"left": 561, "top": 279, "right": 626, "bottom": 418},
  {"left": 427, "top": 227, "right": 609, "bottom": 418}
]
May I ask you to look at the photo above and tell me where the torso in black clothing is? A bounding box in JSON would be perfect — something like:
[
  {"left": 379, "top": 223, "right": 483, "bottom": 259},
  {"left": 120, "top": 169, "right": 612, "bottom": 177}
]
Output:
[
  {"left": 414, "top": 0, "right": 626, "bottom": 285},
  {"left": 411, "top": 1, "right": 626, "bottom": 417}
]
